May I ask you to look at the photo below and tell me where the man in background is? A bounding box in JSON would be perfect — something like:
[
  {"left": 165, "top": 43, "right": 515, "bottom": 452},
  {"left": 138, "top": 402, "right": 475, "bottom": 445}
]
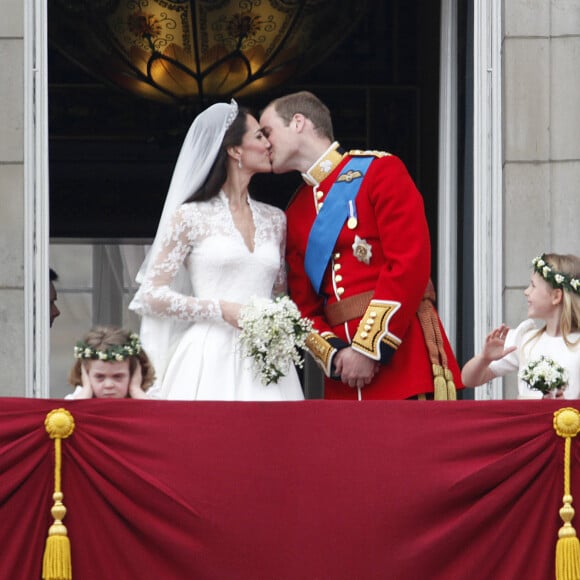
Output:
[{"left": 50, "top": 268, "right": 61, "bottom": 327}]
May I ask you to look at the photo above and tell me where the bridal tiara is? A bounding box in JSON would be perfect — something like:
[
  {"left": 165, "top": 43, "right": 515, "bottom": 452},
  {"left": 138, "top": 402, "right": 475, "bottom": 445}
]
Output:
[{"left": 226, "top": 99, "right": 239, "bottom": 130}]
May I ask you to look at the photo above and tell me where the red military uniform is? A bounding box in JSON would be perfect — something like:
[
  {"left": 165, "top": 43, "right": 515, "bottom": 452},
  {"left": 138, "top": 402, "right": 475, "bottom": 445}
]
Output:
[{"left": 286, "top": 143, "right": 462, "bottom": 400}]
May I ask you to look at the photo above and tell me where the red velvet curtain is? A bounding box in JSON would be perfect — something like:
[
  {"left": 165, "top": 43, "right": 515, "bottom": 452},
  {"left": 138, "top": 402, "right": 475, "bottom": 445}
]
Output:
[{"left": 1, "top": 398, "right": 577, "bottom": 579}]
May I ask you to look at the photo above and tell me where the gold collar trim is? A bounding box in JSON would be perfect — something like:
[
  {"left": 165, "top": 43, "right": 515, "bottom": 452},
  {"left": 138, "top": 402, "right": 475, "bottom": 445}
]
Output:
[{"left": 301, "top": 142, "right": 344, "bottom": 186}]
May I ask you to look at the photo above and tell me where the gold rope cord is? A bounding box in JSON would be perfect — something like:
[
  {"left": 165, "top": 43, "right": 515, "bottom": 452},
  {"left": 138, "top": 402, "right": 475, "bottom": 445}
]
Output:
[{"left": 417, "top": 279, "right": 456, "bottom": 400}]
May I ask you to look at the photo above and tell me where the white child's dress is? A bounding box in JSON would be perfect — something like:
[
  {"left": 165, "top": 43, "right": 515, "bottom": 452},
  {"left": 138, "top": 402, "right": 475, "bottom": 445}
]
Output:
[
  {"left": 129, "top": 192, "right": 304, "bottom": 401},
  {"left": 489, "top": 319, "right": 580, "bottom": 399}
]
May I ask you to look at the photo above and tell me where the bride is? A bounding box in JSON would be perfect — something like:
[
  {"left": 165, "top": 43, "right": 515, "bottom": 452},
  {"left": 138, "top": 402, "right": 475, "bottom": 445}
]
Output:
[{"left": 129, "top": 100, "right": 304, "bottom": 401}]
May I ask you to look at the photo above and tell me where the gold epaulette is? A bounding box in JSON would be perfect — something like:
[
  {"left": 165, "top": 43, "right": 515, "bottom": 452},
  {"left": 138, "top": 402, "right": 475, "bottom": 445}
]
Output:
[{"left": 348, "top": 149, "right": 391, "bottom": 158}]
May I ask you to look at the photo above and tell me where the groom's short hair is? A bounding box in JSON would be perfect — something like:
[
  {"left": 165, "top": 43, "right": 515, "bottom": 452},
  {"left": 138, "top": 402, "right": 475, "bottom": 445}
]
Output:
[{"left": 270, "top": 91, "right": 334, "bottom": 141}]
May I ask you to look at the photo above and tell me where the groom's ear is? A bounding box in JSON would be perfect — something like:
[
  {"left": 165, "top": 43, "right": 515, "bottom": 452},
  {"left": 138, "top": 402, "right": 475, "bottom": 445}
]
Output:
[{"left": 292, "top": 113, "right": 307, "bottom": 132}]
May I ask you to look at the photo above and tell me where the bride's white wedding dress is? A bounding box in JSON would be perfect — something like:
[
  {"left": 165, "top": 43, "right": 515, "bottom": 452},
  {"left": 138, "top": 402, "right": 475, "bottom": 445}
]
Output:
[{"left": 129, "top": 191, "right": 304, "bottom": 401}]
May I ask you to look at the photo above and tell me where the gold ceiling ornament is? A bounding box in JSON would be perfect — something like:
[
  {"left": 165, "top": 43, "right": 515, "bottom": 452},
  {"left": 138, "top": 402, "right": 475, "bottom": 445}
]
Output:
[{"left": 49, "top": 0, "right": 369, "bottom": 105}]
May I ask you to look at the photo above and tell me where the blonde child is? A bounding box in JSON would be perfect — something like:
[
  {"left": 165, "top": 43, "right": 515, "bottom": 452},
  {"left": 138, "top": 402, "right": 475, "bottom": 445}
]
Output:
[
  {"left": 67, "top": 326, "right": 155, "bottom": 399},
  {"left": 462, "top": 253, "right": 580, "bottom": 399}
]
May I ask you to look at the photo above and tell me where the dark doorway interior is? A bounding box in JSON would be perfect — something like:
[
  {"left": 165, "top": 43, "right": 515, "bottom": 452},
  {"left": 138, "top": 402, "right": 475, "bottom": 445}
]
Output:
[
  {"left": 49, "top": 1, "right": 442, "bottom": 259},
  {"left": 48, "top": 1, "right": 477, "bottom": 397}
]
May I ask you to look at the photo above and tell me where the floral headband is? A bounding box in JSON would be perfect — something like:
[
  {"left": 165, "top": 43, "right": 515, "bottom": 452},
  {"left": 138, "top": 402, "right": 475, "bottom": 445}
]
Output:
[
  {"left": 74, "top": 333, "right": 142, "bottom": 362},
  {"left": 532, "top": 254, "right": 580, "bottom": 295}
]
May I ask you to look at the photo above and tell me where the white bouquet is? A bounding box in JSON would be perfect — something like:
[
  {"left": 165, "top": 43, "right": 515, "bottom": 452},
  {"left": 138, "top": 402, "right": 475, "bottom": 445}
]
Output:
[
  {"left": 239, "top": 295, "right": 314, "bottom": 385},
  {"left": 518, "top": 355, "right": 568, "bottom": 395}
]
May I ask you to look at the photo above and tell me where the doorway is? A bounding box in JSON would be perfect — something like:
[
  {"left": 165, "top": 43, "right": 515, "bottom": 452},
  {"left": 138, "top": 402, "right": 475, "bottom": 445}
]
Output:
[{"left": 48, "top": 1, "right": 461, "bottom": 396}]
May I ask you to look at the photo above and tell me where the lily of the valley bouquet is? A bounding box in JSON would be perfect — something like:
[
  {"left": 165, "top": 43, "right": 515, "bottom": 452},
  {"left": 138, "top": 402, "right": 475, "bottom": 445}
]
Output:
[
  {"left": 518, "top": 355, "right": 568, "bottom": 396},
  {"left": 239, "top": 295, "right": 313, "bottom": 385}
]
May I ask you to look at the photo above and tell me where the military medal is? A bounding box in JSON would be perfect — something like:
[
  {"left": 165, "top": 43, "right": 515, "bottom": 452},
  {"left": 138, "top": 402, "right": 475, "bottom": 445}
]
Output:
[
  {"left": 347, "top": 200, "right": 358, "bottom": 229},
  {"left": 352, "top": 235, "right": 372, "bottom": 264}
]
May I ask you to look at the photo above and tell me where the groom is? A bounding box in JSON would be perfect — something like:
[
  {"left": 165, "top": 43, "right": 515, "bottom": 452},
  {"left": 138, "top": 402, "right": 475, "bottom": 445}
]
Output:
[{"left": 260, "top": 91, "right": 462, "bottom": 400}]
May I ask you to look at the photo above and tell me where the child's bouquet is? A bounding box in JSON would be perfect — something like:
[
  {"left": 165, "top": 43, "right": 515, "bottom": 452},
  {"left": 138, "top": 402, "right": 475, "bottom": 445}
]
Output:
[
  {"left": 239, "top": 296, "right": 313, "bottom": 385},
  {"left": 518, "top": 355, "right": 568, "bottom": 395}
]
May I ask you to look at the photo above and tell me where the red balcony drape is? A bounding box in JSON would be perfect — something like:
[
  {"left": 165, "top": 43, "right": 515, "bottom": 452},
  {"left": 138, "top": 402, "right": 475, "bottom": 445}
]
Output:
[{"left": 1, "top": 397, "right": 577, "bottom": 579}]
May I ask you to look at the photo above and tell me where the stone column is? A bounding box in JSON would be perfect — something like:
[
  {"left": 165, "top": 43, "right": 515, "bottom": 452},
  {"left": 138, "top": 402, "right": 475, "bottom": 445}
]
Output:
[
  {"left": 502, "top": 0, "right": 580, "bottom": 398},
  {"left": 0, "top": 0, "right": 26, "bottom": 396}
]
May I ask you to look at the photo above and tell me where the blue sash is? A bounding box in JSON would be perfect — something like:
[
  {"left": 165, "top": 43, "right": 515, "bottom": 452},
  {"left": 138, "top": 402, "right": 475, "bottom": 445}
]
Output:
[{"left": 304, "top": 156, "right": 374, "bottom": 293}]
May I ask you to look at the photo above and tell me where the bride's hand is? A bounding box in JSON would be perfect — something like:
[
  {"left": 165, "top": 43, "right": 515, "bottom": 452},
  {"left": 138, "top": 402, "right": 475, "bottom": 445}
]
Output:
[{"left": 220, "top": 301, "right": 242, "bottom": 329}]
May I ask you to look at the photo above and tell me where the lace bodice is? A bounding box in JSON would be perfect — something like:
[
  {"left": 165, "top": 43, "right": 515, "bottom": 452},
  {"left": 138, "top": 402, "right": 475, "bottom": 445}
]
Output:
[{"left": 130, "top": 191, "right": 288, "bottom": 322}]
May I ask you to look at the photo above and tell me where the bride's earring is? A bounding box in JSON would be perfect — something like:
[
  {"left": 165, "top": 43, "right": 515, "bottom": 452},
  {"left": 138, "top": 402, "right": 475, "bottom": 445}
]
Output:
[{"left": 238, "top": 157, "right": 243, "bottom": 169}]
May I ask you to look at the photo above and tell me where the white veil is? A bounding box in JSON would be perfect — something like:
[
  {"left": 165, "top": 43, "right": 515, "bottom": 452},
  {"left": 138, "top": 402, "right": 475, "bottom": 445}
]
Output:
[{"left": 129, "top": 99, "right": 239, "bottom": 393}]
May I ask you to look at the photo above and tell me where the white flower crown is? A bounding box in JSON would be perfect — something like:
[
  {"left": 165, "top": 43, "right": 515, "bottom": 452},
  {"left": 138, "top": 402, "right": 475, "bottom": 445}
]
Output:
[
  {"left": 74, "top": 333, "right": 142, "bottom": 362},
  {"left": 532, "top": 254, "right": 580, "bottom": 295}
]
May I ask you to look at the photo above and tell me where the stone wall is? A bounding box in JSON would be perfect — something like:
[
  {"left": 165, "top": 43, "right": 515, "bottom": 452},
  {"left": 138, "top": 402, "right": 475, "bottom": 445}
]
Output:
[
  {"left": 0, "top": 0, "right": 25, "bottom": 395},
  {"left": 502, "top": 0, "right": 580, "bottom": 398}
]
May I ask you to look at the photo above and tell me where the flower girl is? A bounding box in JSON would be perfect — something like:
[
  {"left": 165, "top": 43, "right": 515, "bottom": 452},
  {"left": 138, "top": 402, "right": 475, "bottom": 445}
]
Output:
[
  {"left": 66, "top": 326, "right": 155, "bottom": 399},
  {"left": 461, "top": 253, "right": 580, "bottom": 399}
]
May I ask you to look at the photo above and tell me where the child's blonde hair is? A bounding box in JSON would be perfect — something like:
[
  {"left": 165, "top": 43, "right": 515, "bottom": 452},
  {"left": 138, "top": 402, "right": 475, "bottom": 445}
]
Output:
[
  {"left": 545, "top": 253, "right": 580, "bottom": 344},
  {"left": 68, "top": 325, "right": 155, "bottom": 393},
  {"left": 524, "top": 253, "right": 580, "bottom": 355}
]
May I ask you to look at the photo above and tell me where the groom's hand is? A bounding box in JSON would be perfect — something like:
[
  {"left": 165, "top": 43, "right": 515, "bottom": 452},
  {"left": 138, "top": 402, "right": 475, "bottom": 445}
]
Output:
[{"left": 333, "top": 348, "right": 379, "bottom": 389}]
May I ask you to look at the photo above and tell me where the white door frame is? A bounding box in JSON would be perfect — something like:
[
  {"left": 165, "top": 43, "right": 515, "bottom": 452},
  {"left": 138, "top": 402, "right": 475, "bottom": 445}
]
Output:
[
  {"left": 24, "top": 0, "right": 50, "bottom": 397},
  {"left": 27, "top": 0, "right": 504, "bottom": 399},
  {"left": 471, "top": 0, "right": 503, "bottom": 400},
  {"left": 438, "top": 0, "right": 503, "bottom": 400},
  {"left": 437, "top": 0, "right": 459, "bottom": 347}
]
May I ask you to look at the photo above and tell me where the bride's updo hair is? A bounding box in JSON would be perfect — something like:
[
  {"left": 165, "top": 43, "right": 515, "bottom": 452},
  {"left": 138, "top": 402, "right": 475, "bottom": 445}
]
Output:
[{"left": 185, "top": 107, "right": 251, "bottom": 203}]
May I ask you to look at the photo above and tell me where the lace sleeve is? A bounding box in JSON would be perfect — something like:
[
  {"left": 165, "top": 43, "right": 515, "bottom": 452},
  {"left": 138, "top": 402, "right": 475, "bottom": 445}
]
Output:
[
  {"left": 132, "top": 206, "right": 222, "bottom": 322},
  {"left": 271, "top": 207, "right": 288, "bottom": 296}
]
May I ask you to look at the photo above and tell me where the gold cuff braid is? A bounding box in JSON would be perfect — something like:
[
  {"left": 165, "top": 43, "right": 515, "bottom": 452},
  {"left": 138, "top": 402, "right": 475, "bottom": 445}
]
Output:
[
  {"left": 305, "top": 332, "right": 337, "bottom": 377},
  {"left": 351, "top": 300, "right": 401, "bottom": 360}
]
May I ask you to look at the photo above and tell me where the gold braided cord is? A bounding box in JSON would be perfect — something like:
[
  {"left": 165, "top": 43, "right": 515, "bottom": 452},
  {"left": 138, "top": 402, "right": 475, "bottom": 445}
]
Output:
[
  {"left": 565, "top": 437, "right": 572, "bottom": 497},
  {"left": 55, "top": 438, "right": 62, "bottom": 493},
  {"left": 417, "top": 280, "right": 456, "bottom": 400}
]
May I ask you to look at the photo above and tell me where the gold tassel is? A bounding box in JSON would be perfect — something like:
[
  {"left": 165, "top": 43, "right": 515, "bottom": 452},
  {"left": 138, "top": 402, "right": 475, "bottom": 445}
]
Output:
[
  {"left": 444, "top": 368, "right": 457, "bottom": 401},
  {"left": 43, "top": 409, "right": 75, "bottom": 580},
  {"left": 553, "top": 408, "right": 580, "bottom": 580},
  {"left": 433, "top": 364, "right": 448, "bottom": 400}
]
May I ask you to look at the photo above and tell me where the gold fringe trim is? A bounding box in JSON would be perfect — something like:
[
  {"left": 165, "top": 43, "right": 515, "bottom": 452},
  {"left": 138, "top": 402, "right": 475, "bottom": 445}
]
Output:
[
  {"left": 43, "top": 408, "right": 75, "bottom": 580},
  {"left": 433, "top": 364, "right": 448, "bottom": 401},
  {"left": 444, "top": 368, "right": 457, "bottom": 401},
  {"left": 553, "top": 408, "right": 580, "bottom": 580}
]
